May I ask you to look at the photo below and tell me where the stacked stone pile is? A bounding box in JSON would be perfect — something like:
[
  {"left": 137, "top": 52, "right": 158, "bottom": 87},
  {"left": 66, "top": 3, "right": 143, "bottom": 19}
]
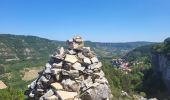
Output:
[{"left": 25, "top": 36, "right": 112, "bottom": 100}]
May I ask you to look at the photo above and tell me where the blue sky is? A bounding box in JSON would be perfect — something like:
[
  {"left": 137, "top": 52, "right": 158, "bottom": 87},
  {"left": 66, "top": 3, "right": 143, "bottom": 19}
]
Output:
[{"left": 0, "top": 0, "right": 170, "bottom": 42}]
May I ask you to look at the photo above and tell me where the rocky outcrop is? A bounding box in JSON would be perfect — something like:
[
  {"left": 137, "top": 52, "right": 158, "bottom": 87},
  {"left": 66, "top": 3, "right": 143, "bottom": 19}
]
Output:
[
  {"left": 152, "top": 53, "right": 170, "bottom": 90},
  {"left": 25, "top": 36, "right": 112, "bottom": 100}
]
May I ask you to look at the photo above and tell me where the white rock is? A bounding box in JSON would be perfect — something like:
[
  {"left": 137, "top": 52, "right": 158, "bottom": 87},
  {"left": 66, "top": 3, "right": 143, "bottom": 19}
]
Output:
[
  {"left": 61, "top": 78, "right": 80, "bottom": 92},
  {"left": 40, "top": 89, "right": 54, "bottom": 99},
  {"left": 29, "top": 92, "right": 35, "bottom": 98},
  {"left": 29, "top": 79, "right": 37, "bottom": 89},
  {"left": 72, "top": 62, "right": 85, "bottom": 71},
  {"left": 37, "top": 89, "right": 44, "bottom": 92},
  {"left": 94, "top": 70, "right": 105, "bottom": 78},
  {"left": 46, "top": 63, "right": 52, "bottom": 68},
  {"left": 68, "top": 49, "right": 76, "bottom": 55},
  {"left": 62, "top": 78, "right": 74, "bottom": 86},
  {"left": 91, "top": 57, "right": 99, "bottom": 63},
  {"left": 121, "top": 91, "right": 129, "bottom": 96},
  {"left": 69, "top": 70, "right": 79, "bottom": 78},
  {"left": 51, "top": 82, "right": 63, "bottom": 90},
  {"left": 73, "top": 36, "right": 83, "bottom": 43},
  {"left": 51, "top": 68, "right": 62, "bottom": 75},
  {"left": 82, "top": 84, "right": 110, "bottom": 100},
  {"left": 59, "top": 47, "right": 65, "bottom": 56},
  {"left": 55, "top": 74, "right": 61, "bottom": 81},
  {"left": 52, "top": 62, "right": 63, "bottom": 68},
  {"left": 62, "top": 70, "right": 79, "bottom": 78},
  {"left": 77, "top": 52, "right": 85, "bottom": 59},
  {"left": 73, "top": 42, "right": 79, "bottom": 49},
  {"left": 44, "top": 67, "right": 51, "bottom": 73},
  {"left": 90, "top": 62, "right": 102, "bottom": 69},
  {"left": 40, "top": 76, "right": 49, "bottom": 83},
  {"left": 56, "top": 90, "right": 78, "bottom": 100},
  {"left": 44, "top": 95, "right": 58, "bottom": 100},
  {"left": 83, "top": 57, "right": 91, "bottom": 65},
  {"left": 64, "top": 54, "right": 78, "bottom": 63}
]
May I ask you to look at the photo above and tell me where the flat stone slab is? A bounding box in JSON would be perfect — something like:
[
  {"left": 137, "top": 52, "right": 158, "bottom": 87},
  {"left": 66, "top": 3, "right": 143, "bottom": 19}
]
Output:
[
  {"left": 56, "top": 90, "right": 78, "bottom": 100},
  {"left": 64, "top": 54, "right": 78, "bottom": 63},
  {"left": 51, "top": 82, "right": 63, "bottom": 90}
]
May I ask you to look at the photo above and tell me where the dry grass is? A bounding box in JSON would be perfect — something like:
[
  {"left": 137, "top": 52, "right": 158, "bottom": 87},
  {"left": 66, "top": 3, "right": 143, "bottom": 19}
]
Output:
[{"left": 21, "top": 67, "right": 42, "bottom": 81}]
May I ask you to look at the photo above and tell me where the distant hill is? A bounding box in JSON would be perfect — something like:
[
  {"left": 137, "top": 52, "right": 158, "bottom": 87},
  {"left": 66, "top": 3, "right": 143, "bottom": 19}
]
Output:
[
  {"left": 123, "top": 37, "right": 170, "bottom": 62},
  {"left": 0, "top": 34, "right": 65, "bottom": 63},
  {"left": 122, "top": 44, "right": 157, "bottom": 62},
  {"left": 0, "top": 34, "right": 154, "bottom": 63},
  {"left": 95, "top": 41, "right": 154, "bottom": 57}
]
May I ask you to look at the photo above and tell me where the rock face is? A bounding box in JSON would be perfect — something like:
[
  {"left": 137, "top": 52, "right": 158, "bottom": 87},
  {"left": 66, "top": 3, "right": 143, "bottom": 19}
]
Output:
[
  {"left": 152, "top": 53, "right": 170, "bottom": 90},
  {"left": 25, "top": 36, "right": 112, "bottom": 100}
]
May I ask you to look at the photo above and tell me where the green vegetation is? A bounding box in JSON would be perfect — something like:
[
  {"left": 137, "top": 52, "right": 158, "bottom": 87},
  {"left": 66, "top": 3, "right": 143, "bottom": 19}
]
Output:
[
  {"left": 102, "top": 60, "right": 168, "bottom": 100},
  {"left": 123, "top": 44, "right": 157, "bottom": 62},
  {"left": 0, "top": 87, "right": 24, "bottom": 100},
  {"left": 152, "top": 37, "right": 170, "bottom": 59}
]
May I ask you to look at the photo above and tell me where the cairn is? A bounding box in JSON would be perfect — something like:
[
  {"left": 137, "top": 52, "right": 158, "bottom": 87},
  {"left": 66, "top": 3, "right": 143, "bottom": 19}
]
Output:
[{"left": 25, "top": 36, "right": 112, "bottom": 100}]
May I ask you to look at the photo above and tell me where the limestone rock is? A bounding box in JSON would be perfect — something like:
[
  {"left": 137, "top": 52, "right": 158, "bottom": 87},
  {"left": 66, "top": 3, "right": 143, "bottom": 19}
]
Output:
[
  {"left": 40, "top": 89, "right": 54, "bottom": 100},
  {"left": 56, "top": 90, "right": 78, "bottom": 100},
  {"left": 52, "top": 62, "right": 63, "bottom": 68},
  {"left": 62, "top": 70, "right": 79, "bottom": 78},
  {"left": 65, "top": 54, "right": 78, "bottom": 63},
  {"left": 83, "top": 57, "right": 91, "bottom": 65},
  {"left": 91, "top": 57, "right": 99, "bottom": 63},
  {"left": 44, "top": 95, "right": 58, "bottom": 100},
  {"left": 72, "top": 62, "right": 85, "bottom": 71},
  {"left": 51, "top": 68, "right": 62, "bottom": 75},
  {"left": 81, "top": 84, "right": 109, "bottom": 100},
  {"left": 89, "top": 62, "right": 102, "bottom": 70},
  {"left": 51, "top": 82, "right": 63, "bottom": 90}
]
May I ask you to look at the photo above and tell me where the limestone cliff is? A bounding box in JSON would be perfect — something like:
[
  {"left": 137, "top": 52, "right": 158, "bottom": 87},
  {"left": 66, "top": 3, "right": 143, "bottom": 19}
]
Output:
[{"left": 152, "top": 53, "right": 170, "bottom": 90}]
